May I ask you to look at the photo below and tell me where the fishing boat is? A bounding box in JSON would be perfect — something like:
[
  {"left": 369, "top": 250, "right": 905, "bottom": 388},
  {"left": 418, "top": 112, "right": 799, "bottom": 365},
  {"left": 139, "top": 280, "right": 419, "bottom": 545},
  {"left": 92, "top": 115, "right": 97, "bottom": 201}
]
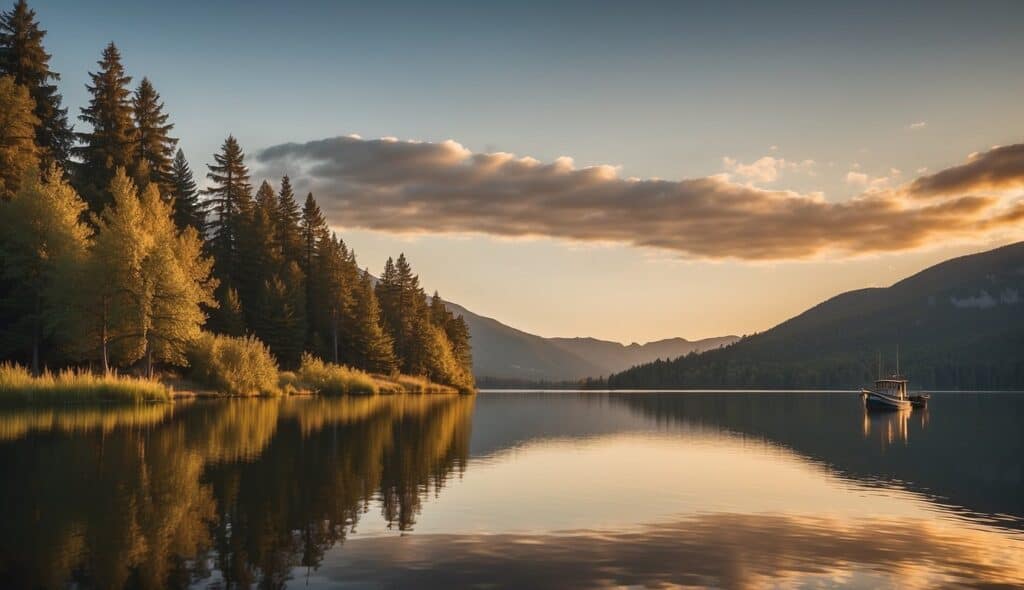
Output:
[
  {"left": 862, "top": 377, "right": 912, "bottom": 411},
  {"left": 860, "top": 348, "right": 921, "bottom": 411}
]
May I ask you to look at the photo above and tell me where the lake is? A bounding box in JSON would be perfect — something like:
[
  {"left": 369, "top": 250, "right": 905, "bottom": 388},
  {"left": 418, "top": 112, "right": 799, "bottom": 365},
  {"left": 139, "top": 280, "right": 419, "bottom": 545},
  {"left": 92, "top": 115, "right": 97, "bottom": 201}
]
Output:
[{"left": 1, "top": 390, "right": 1022, "bottom": 589}]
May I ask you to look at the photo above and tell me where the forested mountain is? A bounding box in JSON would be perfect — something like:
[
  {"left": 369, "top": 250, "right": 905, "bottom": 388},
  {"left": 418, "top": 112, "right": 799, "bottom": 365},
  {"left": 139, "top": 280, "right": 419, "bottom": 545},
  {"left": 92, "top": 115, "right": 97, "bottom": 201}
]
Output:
[
  {"left": 0, "top": 0, "right": 473, "bottom": 391},
  {"left": 609, "top": 242, "right": 1024, "bottom": 389},
  {"left": 445, "top": 302, "right": 736, "bottom": 382}
]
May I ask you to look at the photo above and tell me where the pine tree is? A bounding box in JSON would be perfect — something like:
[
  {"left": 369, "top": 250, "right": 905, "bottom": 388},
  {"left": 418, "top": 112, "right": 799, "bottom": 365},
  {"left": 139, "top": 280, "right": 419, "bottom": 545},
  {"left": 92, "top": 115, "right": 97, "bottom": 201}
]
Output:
[
  {"left": 168, "top": 148, "right": 205, "bottom": 232},
  {"left": 131, "top": 77, "right": 177, "bottom": 194},
  {"left": 310, "top": 232, "right": 354, "bottom": 363},
  {"left": 204, "top": 135, "right": 252, "bottom": 292},
  {"left": 75, "top": 42, "right": 135, "bottom": 213},
  {"left": 300, "top": 192, "right": 328, "bottom": 343},
  {"left": 0, "top": 165, "right": 90, "bottom": 374},
  {"left": 0, "top": 75, "right": 38, "bottom": 200},
  {"left": 255, "top": 262, "right": 305, "bottom": 368},
  {"left": 275, "top": 175, "right": 303, "bottom": 265},
  {"left": 0, "top": 0, "right": 73, "bottom": 168},
  {"left": 351, "top": 269, "right": 395, "bottom": 373},
  {"left": 237, "top": 180, "right": 281, "bottom": 327}
]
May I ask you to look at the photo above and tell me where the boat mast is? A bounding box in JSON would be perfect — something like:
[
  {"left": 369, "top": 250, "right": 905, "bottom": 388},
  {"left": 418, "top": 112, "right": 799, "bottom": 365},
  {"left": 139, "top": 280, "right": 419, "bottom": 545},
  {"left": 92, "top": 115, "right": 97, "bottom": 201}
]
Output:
[{"left": 896, "top": 345, "right": 900, "bottom": 376}]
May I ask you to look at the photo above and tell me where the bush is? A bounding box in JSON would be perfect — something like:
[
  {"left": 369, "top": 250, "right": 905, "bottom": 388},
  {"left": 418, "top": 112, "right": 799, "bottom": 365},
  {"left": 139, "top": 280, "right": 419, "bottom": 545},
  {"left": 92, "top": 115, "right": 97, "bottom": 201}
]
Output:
[
  {"left": 297, "top": 354, "right": 379, "bottom": 395},
  {"left": 0, "top": 362, "right": 171, "bottom": 404},
  {"left": 187, "top": 333, "right": 280, "bottom": 396}
]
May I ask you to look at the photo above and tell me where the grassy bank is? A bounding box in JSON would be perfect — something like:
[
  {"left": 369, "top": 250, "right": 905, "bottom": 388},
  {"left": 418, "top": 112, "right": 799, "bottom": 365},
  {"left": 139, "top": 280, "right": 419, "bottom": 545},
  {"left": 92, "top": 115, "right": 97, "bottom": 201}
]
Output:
[
  {"left": 0, "top": 363, "right": 171, "bottom": 404},
  {"left": 293, "top": 355, "right": 460, "bottom": 396}
]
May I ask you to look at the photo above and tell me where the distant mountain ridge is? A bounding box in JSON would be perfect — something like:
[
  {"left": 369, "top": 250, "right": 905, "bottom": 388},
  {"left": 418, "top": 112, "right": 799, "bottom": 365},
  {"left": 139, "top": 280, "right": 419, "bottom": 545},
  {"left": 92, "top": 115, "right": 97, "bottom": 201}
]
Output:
[
  {"left": 608, "top": 242, "right": 1024, "bottom": 389},
  {"left": 443, "top": 302, "right": 737, "bottom": 382}
]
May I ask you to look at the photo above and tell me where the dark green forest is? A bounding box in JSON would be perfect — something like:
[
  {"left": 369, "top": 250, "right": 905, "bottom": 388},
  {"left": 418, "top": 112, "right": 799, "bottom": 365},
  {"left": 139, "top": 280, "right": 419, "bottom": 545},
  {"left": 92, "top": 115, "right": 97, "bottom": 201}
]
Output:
[{"left": 0, "top": 0, "right": 473, "bottom": 392}]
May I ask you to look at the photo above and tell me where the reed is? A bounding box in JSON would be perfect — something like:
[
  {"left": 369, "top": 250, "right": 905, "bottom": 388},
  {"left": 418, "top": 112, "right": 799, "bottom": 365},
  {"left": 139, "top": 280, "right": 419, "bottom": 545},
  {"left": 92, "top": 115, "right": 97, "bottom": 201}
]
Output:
[
  {"left": 296, "top": 354, "right": 380, "bottom": 395},
  {"left": 0, "top": 363, "right": 171, "bottom": 404},
  {"left": 186, "top": 332, "right": 281, "bottom": 396}
]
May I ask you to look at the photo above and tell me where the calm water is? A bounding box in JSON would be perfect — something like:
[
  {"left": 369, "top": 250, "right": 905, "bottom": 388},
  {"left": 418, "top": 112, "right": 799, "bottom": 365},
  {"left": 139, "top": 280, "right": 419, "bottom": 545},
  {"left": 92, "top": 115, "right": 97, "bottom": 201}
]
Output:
[{"left": 1, "top": 391, "right": 1022, "bottom": 589}]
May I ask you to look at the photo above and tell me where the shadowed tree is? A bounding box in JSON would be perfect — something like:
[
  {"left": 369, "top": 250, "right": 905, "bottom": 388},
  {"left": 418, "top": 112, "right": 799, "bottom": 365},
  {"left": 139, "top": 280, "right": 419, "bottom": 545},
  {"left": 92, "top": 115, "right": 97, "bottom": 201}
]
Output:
[
  {"left": 168, "top": 148, "right": 205, "bottom": 233},
  {"left": 0, "top": 0, "right": 73, "bottom": 168},
  {"left": 275, "top": 175, "right": 303, "bottom": 265},
  {"left": 204, "top": 135, "right": 252, "bottom": 330},
  {"left": 74, "top": 42, "right": 135, "bottom": 213},
  {"left": 351, "top": 269, "right": 396, "bottom": 373},
  {"left": 300, "top": 192, "right": 329, "bottom": 344},
  {"left": 0, "top": 166, "right": 89, "bottom": 374},
  {"left": 131, "top": 77, "right": 177, "bottom": 194}
]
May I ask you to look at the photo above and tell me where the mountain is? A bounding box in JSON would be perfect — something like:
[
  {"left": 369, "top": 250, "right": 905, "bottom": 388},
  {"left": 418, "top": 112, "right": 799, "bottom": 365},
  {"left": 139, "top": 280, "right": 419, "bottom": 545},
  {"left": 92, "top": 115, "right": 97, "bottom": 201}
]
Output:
[
  {"left": 547, "top": 336, "right": 738, "bottom": 375},
  {"left": 608, "top": 242, "right": 1024, "bottom": 389},
  {"left": 443, "top": 302, "right": 737, "bottom": 383}
]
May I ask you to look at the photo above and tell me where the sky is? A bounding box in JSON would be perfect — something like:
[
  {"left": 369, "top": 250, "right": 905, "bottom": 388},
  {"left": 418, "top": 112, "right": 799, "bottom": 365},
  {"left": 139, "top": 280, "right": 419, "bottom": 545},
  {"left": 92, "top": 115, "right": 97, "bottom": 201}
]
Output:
[{"left": 31, "top": 0, "right": 1024, "bottom": 343}]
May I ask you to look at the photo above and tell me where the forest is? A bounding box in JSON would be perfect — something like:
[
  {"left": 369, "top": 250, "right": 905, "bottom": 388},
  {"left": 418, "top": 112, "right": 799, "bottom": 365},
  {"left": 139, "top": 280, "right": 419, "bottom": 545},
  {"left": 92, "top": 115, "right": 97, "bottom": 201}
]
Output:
[{"left": 0, "top": 0, "right": 474, "bottom": 395}]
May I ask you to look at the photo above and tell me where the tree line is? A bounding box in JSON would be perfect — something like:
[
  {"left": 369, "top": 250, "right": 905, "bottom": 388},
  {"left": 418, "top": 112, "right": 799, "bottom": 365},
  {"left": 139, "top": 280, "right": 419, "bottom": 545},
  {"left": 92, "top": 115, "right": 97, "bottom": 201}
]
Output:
[{"left": 0, "top": 0, "right": 473, "bottom": 391}]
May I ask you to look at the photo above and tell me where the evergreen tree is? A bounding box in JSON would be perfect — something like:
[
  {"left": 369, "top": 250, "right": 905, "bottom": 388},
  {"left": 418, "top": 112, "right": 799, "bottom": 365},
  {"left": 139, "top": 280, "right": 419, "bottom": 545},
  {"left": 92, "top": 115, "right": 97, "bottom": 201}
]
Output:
[
  {"left": 255, "top": 262, "right": 306, "bottom": 368},
  {"left": 215, "top": 286, "right": 245, "bottom": 337},
  {"left": 131, "top": 77, "right": 176, "bottom": 194},
  {"left": 237, "top": 180, "right": 281, "bottom": 327},
  {"left": 0, "top": 166, "right": 89, "bottom": 374},
  {"left": 310, "top": 232, "right": 353, "bottom": 363},
  {"left": 0, "top": 75, "right": 38, "bottom": 200},
  {"left": 204, "top": 135, "right": 252, "bottom": 292},
  {"left": 75, "top": 42, "right": 135, "bottom": 213},
  {"left": 350, "top": 269, "right": 395, "bottom": 374},
  {"left": 168, "top": 148, "right": 205, "bottom": 232},
  {"left": 0, "top": 0, "right": 73, "bottom": 168},
  {"left": 275, "top": 175, "right": 303, "bottom": 265},
  {"left": 300, "top": 192, "right": 328, "bottom": 342}
]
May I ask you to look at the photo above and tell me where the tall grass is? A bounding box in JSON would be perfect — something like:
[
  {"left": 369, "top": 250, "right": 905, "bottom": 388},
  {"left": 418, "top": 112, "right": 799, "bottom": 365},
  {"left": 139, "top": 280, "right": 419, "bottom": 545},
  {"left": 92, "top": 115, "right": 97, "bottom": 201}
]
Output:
[
  {"left": 297, "top": 354, "right": 380, "bottom": 395},
  {"left": 0, "top": 363, "right": 171, "bottom": 404},
  {"left": 187, "top": 332, "right": 281, "bottom": 396}
]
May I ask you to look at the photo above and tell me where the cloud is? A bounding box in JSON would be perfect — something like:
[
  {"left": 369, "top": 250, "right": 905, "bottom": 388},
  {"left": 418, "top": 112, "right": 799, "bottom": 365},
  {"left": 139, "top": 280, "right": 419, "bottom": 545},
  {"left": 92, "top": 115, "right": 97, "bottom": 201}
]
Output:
[
  {"left": 723, "top": 155, "right": 814, "bottom": 183},
  {"left": 909, "top": 143, "right": 1024, "bottom": 198},
  {"left": 845, "top": 170, "right": 893, "bottom": 191},
  {"left": 255, "top": 136, "right": 1024, "bottom": 261},
  {"left": 907, "top": 121, "right": 927, "bottom": 130}
]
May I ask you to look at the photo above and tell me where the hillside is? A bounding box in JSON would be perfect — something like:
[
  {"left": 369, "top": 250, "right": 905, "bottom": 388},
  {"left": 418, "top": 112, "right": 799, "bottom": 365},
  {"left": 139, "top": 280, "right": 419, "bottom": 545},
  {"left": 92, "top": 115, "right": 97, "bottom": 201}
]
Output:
[
  {"left": 608, "top": 242, "right": 1024, "bottom": 389},
  {"left": 443, "top": 302, "right": 737, "bottom": 382}
]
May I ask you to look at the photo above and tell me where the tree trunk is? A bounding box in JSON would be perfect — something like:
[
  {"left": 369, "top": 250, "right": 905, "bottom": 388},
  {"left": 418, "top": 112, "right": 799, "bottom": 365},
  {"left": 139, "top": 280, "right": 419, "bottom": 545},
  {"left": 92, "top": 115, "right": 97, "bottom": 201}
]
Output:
[
  {"left": 332, "top": 322, "right": 339, "bottom": 364},
  {"left": 145, "top": 339, "right": 154, "bottom": 379},
  {"left": 100, "top": 300, "right": 110, "bottom": 374},
  {"left": 31, "top": 294, "right": 41, "bottom": 376}
]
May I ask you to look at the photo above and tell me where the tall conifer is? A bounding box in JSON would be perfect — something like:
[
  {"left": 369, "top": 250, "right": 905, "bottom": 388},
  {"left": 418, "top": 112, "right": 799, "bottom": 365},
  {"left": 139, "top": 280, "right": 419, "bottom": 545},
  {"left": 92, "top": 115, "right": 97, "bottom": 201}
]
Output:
[
  {"left": 0, "top": 0, "right": 73, "bottom": 168},
  {"left": 131, "top": 77, "right": 177, "bottom": 194},
  {"left": 275, "top": 175, "right": 303, "bottom": 265},
  {"left": 75, "top": 42, "right": 135, "bottom": 213},
  {"left": 168, "top": 148, "right": 205, "bottom": 232},
  {"left": 204, "top": 135, "right": 252, "bottom": 290}
]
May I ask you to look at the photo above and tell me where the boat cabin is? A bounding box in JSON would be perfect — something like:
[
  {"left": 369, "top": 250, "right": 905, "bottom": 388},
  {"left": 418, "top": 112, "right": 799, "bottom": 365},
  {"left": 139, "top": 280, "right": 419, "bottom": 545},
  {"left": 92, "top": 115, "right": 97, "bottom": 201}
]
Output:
[{"left": 874, "top": 378, "right": 908, "bottom": 400}]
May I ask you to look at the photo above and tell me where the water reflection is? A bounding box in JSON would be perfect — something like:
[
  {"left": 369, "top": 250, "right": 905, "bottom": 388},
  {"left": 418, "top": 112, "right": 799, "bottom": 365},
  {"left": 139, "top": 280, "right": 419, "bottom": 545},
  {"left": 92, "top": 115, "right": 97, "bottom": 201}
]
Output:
[
  {"left": 0, "top": 391, "right": 1021, "bottom": 589},
  {"left": 317, "top": 513, "right": 1024, "bottom": 589},
  {"left": 0, "top": 395, "right": 473, "bottom": 589}
]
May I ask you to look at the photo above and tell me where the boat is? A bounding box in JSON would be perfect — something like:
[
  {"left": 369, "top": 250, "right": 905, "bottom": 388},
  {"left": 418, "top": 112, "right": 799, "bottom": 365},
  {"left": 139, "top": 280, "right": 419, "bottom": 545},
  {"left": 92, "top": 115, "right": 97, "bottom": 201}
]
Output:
[
  {"left": 862, "top": 377, "right": 912, "bottom": 411},
  {"left": 909, "top": 393, "right": 930, "bottom": 408}
]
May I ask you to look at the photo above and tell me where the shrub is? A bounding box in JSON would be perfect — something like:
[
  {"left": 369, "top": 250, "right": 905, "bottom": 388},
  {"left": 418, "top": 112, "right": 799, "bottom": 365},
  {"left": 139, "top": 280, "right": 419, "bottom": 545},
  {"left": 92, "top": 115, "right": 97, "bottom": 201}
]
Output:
[
  {"left": 297, "top": 354, "right": 379, "bottom": 395},
  {"left": 0, "top": 363, "right": 171, "bottom": 404},
  {"left": 187, "top": 332, "right": 280, "bottom": 396}
]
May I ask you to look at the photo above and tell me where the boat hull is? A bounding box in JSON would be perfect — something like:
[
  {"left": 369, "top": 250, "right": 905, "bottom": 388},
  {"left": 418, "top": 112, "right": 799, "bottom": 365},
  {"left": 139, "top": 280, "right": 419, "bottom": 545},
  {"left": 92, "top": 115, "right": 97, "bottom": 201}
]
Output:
[{"left": 863, "top": 390, "right": 911, "bottom": 411}]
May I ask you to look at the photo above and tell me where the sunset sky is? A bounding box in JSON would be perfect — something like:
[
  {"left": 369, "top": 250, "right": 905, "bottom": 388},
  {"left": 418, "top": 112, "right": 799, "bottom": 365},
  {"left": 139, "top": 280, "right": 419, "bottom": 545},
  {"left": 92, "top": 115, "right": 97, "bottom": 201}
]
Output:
[{"left": 36, "top": 0, "right": 1024, "bottom": 343}]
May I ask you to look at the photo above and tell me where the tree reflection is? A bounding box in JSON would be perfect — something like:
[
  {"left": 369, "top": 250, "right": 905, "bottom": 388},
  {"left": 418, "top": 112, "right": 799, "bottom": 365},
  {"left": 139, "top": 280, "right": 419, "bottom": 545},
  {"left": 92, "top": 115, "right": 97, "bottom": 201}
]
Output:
[{"left": 0, "top": 395, "right": 474, "bottom": 589}]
